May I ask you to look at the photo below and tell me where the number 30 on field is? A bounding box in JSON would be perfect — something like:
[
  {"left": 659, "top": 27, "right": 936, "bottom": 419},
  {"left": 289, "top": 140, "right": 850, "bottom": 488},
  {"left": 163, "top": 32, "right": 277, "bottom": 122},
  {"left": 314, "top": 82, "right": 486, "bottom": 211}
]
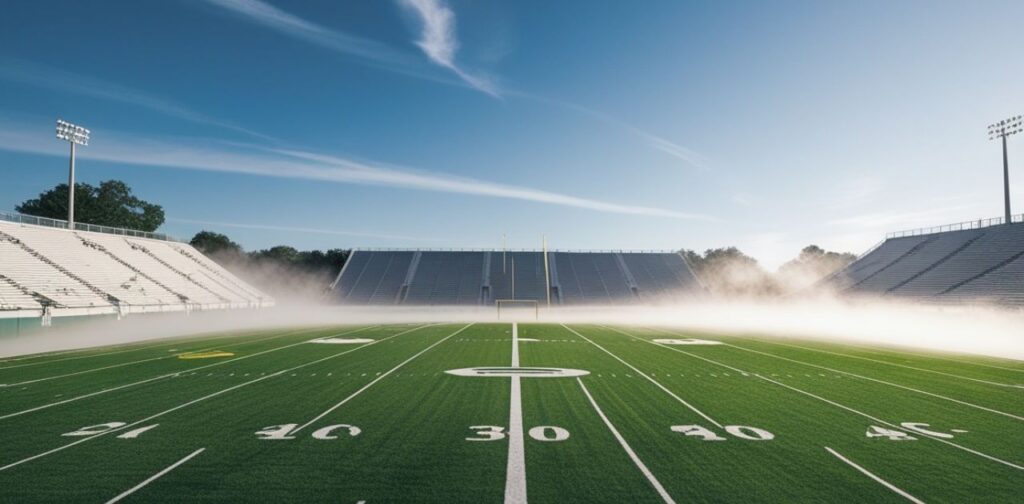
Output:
[{"left": 466, "top": 425, "right": 570, "bottom": 442}]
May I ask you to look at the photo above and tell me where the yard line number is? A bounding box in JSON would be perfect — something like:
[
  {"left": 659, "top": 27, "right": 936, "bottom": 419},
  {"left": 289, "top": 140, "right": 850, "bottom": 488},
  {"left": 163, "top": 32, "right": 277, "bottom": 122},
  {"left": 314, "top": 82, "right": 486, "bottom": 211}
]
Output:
[{"left": 466, "top": 425, "right": 570, "bottom": 442}]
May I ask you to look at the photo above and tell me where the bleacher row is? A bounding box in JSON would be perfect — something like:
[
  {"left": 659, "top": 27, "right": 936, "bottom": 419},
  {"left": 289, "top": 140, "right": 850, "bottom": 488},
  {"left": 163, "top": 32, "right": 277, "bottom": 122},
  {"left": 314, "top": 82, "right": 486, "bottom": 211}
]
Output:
[
  {"left": 829, "top": 223, "right": 1024, "bottom": 305},
  {"left": 0, "top": 221, "right": 272, "bottom": 317},
  {"left": 333, "top": 250, "right": 704, "bottom": 305}
]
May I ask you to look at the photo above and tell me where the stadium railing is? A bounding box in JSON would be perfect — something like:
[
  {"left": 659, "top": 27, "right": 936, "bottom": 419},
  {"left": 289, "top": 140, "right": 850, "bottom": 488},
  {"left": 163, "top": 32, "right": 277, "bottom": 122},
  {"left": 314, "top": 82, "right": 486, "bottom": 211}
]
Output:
[
  {"left": 885, "top": 213, "right": 1024, "bottom": 239},
  {"left": 0, "top": 210, "right": 178, "bottom": 242}
]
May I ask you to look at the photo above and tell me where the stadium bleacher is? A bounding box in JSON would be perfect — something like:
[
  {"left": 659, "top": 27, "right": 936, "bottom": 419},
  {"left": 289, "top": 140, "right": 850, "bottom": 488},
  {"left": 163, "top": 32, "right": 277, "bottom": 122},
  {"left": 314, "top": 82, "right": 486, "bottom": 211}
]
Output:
[
  {"left": 0, "top": 218, "right": 273, "bottom": 319},
  {"left": 830, "top": 220, "right": 1024, "bottom": 305},
  {"left": 333, "top": 250, "right": 703, "bottom": 305}
]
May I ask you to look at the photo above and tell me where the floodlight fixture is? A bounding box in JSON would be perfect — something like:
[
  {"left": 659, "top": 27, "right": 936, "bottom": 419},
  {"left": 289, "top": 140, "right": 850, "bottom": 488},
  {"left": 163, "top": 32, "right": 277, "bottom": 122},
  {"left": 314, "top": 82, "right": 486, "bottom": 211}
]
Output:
[
  {"left": 56, "top": 118, "right": 90, "bottom": 145},
  {"left": 55, "top": 118, "right": 90, "bottom": 229},
  {"left": 988, "top": 115, "right": 1021, "bottom": 224}
]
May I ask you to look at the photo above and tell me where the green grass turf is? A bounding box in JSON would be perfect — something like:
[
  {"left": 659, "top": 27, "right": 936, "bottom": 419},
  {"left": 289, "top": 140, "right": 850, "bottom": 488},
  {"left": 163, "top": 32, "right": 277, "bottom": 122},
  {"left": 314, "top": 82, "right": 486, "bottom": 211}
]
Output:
[{"left": 0, "top": 322, "right": 1021, "bottom": 502}]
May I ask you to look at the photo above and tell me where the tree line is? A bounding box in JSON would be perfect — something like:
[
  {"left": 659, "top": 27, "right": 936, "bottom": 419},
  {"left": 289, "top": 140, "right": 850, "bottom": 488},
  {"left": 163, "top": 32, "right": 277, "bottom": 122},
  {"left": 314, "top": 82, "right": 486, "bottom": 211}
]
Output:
[{"left": 16, "top": 180, "right": 857, "bottom": 299}]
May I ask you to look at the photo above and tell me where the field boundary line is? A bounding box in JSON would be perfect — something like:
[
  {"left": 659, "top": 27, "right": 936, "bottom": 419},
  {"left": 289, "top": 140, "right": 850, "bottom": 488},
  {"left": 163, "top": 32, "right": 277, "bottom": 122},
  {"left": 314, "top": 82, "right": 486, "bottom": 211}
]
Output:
[
  {"left": 291, "top": 324, "right": 472, "bottom": 434},
  {"left": 720, "top": 341, "right": 1024, "bottom": 422},
  {"left": 2, "top": 355, "right": 177, "bottom": 388},
  {"left": 505, "top": 322, "right": 526, "bottom": 504},
  {"left": 751, "top": 339, "right": 1022, "bottom": 389},
  {"left": 0, "top": 324, "right": 437, "bottom": 472},
  {"left": 577, "top": 377, "right": 675, "bottom": 504},
  {"left": 643, "top": 326, "right": 1024, "bottom": 422},
  {"left": 614, "top": 327, "right": 1024, "bottom": 472},
  {"left": 0, "top": 328, "right": 303, "bottom": 369},
  {"left": 824, "top": 447, "right": 925, "bottom": 503},
  {"left": 567, "top": 325, "right": 722, "bottom": 427},
  {"left": 104, "top": 447, "right": 206, "bottom": 503},
  {"left": 0, "top": 326, "right": 372, "bottom": 421},
  {"left": 1, "top": 326, "right": 346, "bottom": 388}
]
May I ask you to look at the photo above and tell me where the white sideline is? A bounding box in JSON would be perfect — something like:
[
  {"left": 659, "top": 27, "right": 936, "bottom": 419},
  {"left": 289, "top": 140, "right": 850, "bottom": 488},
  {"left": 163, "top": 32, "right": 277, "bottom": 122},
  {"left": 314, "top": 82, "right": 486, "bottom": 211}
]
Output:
[
  {"left": 759, "top": 340, "right": 1022, "bottom": 389},
  {"left": 290, "top": 324, "right": 472, "bottom": 434},
  {"left": 104, "top": 447, "right": 206, "bottom": 503},
  {"left": 561, "top": 324, "right": 722, "bottom": 428},
  {"left": 577, "top": 378, "right": 675, "bottom": 504},
  {"left": 616, "top": 328, "right": 1024, "bottom": 472},
  {"left": 2, "top": 355, "right": 175, "bottom": 387},
  {"left": 0, "top": 328, "right": 294, "bottom": 369},
  {"left": 721, "top": 342, "right": 1024, "bottom": 422},
  {"left": 824, "top": 447, "right": 925, "bottom": 503},
  {"left": 0, "top": 324, "right": 434, "bottom": 472},
  {"left": 1, "top": 327, "right": 334, "bottom": 388},
  {"left": 0, "top": 327, "right": 370, "bottom": 421},
  {"left": 505, "top": 322, "right": 526, "bottom": 504}
]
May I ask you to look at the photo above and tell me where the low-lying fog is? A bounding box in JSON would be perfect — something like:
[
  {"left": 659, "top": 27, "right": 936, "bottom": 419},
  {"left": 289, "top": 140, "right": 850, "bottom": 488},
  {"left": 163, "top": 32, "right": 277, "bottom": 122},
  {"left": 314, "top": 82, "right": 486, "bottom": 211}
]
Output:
[{"left": 2, "top": 297, "right": 1022, "bottom": 361}]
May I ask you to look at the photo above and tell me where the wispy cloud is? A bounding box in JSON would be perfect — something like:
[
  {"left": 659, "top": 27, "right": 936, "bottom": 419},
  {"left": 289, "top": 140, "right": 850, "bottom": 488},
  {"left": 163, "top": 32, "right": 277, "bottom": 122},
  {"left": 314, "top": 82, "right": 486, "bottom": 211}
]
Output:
[
  {"left": 203, "top": 0, "right": 405, "bottom": 64},
  {"left": 0, "top": 118, "right": 711, "bottom": 221},
  {"left": 201, "top": 0, "right": 487, "bottom": 93},
  {"left": 167, "top": 218, "right": 441, "bottom": 242},
  {"left": 515, "top": 92, "right": 710, "bottom": 171},
  {"left": 0, "top": 59, "right": 271, "bottom": 141},
  {"left": 397, "top": 0, "right": 498, "bottom": 96},
  {"left": 828, "top": 204, "right": 977, "bottom": 229}
]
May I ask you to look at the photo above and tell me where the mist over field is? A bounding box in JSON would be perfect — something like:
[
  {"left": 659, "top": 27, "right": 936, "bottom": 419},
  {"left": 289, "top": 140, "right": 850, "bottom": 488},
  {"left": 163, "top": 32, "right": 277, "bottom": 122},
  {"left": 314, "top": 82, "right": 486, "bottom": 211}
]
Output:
[{"left": 3, "top": 297, "right": 1022, "bottom": 361}]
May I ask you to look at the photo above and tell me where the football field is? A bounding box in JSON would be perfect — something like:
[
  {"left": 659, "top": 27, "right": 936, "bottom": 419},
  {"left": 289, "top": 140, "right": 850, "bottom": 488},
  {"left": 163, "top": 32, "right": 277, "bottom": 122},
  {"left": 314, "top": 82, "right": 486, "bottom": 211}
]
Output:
[{"left": 0, "top": 322, "right": 1021, "bottom": 502}]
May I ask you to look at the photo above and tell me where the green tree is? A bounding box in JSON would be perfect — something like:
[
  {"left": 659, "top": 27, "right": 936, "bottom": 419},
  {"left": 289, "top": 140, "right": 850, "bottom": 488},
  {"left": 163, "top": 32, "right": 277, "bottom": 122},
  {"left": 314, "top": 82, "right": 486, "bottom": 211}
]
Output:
[
  {"left": 16, "top": 180, "right": 164, "bottom": 232},
  {"left": 777, "top": 244, "right": 857, "bottom": 289},
  {"left": 190, "top": 231, "right": 243, "bottom": 256}
]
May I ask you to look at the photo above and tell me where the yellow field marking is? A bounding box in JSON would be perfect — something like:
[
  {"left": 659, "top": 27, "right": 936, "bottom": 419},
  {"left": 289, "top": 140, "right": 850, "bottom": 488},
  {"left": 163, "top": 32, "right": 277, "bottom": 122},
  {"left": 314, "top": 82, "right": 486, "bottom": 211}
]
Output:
[{"left": 177, "top": 351, "right": 235, "bottom": 360}]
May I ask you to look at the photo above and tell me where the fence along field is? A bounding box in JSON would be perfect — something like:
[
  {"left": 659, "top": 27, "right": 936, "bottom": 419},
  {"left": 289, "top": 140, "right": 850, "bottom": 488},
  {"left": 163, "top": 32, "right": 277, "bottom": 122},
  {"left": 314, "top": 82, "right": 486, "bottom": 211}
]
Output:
[{"left": 0, "top": 323, "right": 1021, "bottom": 502}]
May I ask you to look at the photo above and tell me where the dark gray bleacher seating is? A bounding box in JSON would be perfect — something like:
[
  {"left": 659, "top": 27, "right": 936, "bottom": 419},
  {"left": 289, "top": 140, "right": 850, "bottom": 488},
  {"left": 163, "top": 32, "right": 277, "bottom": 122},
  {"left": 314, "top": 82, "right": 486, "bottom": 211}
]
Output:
[
  {"left": 404, "top": 252, "right": 484, "bottom": 305},
  {"left": 831, "top": 223, "right": 1024, "bottom": 305},
  {"left": 332, "top": 250, "right": 702, "bottom": 305}
]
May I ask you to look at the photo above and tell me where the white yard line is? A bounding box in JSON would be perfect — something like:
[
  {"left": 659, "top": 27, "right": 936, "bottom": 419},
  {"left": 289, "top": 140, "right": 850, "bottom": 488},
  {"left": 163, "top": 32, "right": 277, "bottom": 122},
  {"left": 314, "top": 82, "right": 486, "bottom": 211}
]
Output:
[
  {"left": 2, "top": 355, "right": 176, "bottom": 387},
  {"left": 0, "top": 328, "right": 301, "bottom": 369},
  {"left": 1, "top": 327, "right": 330, "bottom": 388},
  {"left": 104, "top": 447, "right": 206, "bottom": 503},
  {"left": 616, "top": 327, "right": 1024, "bottom": 472},
  {"left": 290, "top": 324, "right": 471, "bottom": 435},
  {"left": 720, "top": 342, "right": 1024, "bottom": 422},
  {"left": 755, "top": 339, "right": 1022, "bottom": 389},
  {"left": 0, "top": 327, "right": 372, "bottom": 421},
  {"left": 563, "top": 325, "right": 722, "bottom": 428},
  {"left": 824, "top": 447, "right": 925, "bottom": 503},
  {"left": 0, "top": 324, "right": 434, "bottom": 472},
  {"left": 577, "top": 378, "right": 675, "bottom": 504},
  {"left": 505, "top": 322, "right": 527, "bottom": 504}
]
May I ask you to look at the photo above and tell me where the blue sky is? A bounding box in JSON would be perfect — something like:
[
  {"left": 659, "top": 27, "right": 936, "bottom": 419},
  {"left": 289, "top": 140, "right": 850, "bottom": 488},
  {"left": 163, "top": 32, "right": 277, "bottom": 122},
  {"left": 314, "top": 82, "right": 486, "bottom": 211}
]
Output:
[{"left": 1, "top": 0, "right": 1022, "bottom": 268}]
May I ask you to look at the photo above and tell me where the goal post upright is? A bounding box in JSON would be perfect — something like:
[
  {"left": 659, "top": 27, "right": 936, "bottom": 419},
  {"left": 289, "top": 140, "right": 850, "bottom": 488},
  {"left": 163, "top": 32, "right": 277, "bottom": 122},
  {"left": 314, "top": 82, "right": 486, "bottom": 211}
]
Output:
[{"left": 542, "top": 234, "right": 551, "bottom": 307}]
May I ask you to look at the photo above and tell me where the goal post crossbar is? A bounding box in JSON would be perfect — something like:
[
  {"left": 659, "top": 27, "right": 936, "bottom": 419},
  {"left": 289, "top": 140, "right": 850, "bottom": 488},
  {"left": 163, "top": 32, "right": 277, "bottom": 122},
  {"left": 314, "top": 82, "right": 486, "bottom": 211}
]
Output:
[{"left": 495, "top": 299, "right": 539, "bottom": 320}]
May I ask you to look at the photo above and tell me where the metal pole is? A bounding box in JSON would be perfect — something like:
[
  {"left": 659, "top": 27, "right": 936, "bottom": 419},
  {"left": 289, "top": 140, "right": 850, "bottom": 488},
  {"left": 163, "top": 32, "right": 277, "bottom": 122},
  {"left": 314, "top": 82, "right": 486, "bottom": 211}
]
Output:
[
  {"left": 502, "top": 233, "right": 507, "bottom": 274},
  {"left": 1003, "top": 133, "right": 1012, "bottom": 224},
  {"left": 542, "top": 235, "right": 551, "bottom": 307},
  {"left": 67, "top": 141, "right": 76, "bottom": 230},
  {"left": 511, "top": 257, "right": 515, "bottom": 301}
]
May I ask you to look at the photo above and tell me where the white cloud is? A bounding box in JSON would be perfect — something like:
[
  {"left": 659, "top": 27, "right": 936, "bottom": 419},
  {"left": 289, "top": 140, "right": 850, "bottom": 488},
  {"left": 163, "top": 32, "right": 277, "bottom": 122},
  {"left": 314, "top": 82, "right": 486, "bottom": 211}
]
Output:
[
  {"left": 201, "top": 0, "right": 491, "bottom": 93},
  {"left": 0, "top": 118, "right": 711, "bottom": 221},
  {"left": 828, "top": 204, "right": 978, "bottom": 230},
  {"left": 517, "top": 93, "right": 710, "bottom": 171},
  {"left": 167, "top": 218, "right": 441, "bottom": 242},
  {"left": 397, "top": 0, "right": 499, "bottom": 96},
  {"left": 0, "top": 59, "right": 270, "bottom": 141}
]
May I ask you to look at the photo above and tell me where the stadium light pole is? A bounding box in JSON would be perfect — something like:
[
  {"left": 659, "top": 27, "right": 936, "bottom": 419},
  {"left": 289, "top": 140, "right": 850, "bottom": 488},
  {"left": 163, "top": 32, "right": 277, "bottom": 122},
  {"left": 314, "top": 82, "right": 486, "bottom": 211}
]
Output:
[
  {"left": 988, "top": 115, "right": 1022, "bottom": 224},
  {"left": 55, "top": 119, "right": 90, "bottom": 230}
]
